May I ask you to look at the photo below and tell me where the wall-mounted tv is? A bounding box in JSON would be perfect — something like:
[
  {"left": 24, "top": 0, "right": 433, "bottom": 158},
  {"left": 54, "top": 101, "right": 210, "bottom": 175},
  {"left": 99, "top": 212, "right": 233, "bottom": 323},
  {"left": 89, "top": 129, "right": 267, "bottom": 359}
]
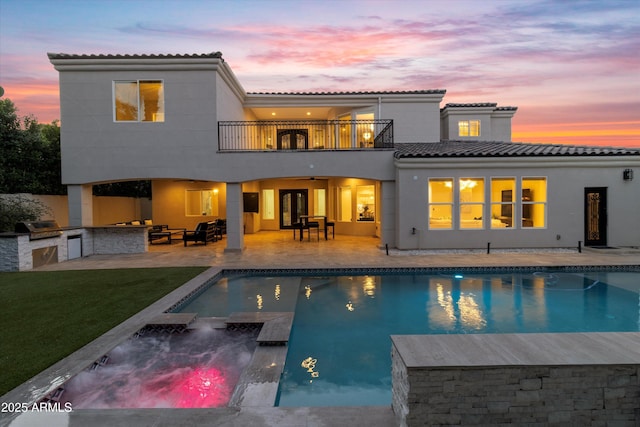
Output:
[{"left": 243, "top": 192, "right": 259, "bottom": 213}]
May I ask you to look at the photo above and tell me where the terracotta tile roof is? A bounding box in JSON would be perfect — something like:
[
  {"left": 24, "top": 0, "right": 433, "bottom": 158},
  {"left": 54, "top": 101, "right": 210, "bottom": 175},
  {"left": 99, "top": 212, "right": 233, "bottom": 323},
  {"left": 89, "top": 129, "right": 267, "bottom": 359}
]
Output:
[
  {"left": 394, "top": 141, "right": 640, "bottom": 159},
  {"left": 441, "top": 103, "right": 518, "bottom": 112},
  {"left": 248, "top": 90, "right": 446, "bottom": 96},
  {"left": 47, "top": 52, "right": 223, "bottom": 60},
  {"left": 443, "top": 103, "right": 497, "bottom": 108}
]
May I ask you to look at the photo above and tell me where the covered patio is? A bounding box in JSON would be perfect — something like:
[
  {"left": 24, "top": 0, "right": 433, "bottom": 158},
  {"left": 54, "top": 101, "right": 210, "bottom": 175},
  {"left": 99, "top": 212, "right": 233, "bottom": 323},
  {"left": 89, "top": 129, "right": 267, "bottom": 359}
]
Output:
[{"left": 33, "top": 230, "right": 640, "bottom": 272}]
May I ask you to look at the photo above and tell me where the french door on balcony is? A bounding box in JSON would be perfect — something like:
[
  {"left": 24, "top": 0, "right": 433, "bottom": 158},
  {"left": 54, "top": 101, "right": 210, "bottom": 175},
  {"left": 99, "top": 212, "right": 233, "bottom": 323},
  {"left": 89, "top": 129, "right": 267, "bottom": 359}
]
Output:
[
  {"left": 277, "top": 129, "right": 308, "bottom": 150},
  {"left": 280, "top": 189, "right": 308, "bottom": 229}
]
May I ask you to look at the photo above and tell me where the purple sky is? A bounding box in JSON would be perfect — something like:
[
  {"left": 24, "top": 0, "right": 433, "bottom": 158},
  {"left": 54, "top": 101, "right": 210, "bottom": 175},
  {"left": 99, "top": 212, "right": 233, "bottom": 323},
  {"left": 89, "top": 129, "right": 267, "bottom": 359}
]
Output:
[{"left": 1, "top": 0, "right": 638, "bottom": 146}]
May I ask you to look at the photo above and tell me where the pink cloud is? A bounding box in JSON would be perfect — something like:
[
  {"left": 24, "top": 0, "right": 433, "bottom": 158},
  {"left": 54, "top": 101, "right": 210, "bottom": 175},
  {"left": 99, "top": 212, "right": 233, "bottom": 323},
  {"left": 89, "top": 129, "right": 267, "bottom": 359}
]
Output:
[{"left": 2, "top": 78, "right": 60, "bottom": 123}]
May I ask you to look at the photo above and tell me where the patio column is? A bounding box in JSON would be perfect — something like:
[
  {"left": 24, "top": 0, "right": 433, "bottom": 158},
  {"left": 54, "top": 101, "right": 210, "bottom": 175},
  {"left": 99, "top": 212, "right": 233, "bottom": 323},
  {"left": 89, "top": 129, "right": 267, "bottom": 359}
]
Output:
[
  {"left": 379, "top": 180, "right": 396, "bottom": 249},
  {"left": 67, "top": 184, "right": 93, "bottom": 226},
  {"left": 224, "top": 182, "right": 245, "bottom": 253}
]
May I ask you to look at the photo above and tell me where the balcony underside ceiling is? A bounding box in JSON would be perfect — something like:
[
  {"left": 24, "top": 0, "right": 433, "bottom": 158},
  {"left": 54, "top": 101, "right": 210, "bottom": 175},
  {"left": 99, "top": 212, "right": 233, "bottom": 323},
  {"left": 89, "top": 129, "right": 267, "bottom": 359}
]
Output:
[{"left": 247, "top": 106, "right": 335, "bottom": 120}]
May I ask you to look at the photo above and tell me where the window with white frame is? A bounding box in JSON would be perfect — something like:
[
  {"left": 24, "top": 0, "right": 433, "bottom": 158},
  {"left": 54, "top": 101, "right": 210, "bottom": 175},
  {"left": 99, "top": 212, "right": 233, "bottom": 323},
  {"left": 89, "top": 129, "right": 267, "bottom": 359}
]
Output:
[
  {"left": 356, "top": 185, "right": 375, "bottom": 221},
  {"left": 336, "top": 187, "right": 352, "bottom": 221},
  {"left": 458, "top": 120, "right": 480, "bottom": 137},
  {"left": 459, "top": 178, "right": 485, "bottom": 229},
  {"left": 262, "top": 189, "right": 275, "bottom": 220},
  {"left": 490, "top": 178, "right": 515, "bottom": 228},
  {"left": 521, "top": 178, "right": 547, "bottom": 228},
  {"left": 185, "top": 189, "right": 218, "bottom": 216},
  {"left": 313, "top": 189, "right": 326, "bottom": 216},
  {"left": 428, "top": 179, "right": 453, "bottom": 229},
  {"left": 114, "top": 80, "right": 164, "bottom": 122}
]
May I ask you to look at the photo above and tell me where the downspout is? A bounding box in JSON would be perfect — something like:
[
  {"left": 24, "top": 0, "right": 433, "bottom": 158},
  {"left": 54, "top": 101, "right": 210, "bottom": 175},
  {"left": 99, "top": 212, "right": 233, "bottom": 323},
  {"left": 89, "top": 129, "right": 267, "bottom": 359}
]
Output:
[{"left": 377, "top": 96, "right": 382, "bottom": 118}]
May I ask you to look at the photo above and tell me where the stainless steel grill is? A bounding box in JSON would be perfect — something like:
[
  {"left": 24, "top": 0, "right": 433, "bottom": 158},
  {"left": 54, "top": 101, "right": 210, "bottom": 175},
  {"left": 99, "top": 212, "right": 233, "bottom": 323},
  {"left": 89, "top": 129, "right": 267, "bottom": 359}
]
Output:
[{"left": 15, "top": 220, "right": 63, "bottom": 240}]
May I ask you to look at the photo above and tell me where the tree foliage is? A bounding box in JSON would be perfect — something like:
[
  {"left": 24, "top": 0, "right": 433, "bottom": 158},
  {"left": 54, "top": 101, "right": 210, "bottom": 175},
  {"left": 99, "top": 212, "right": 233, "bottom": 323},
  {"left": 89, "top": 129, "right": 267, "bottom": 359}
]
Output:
[
  {"left": 0, "top": 97, "right": 151, "bottom": 198},
  {"left": 93, "top": 180, "right": 151, "bottom": 198},
  {"left": 0, "top": 98, "right": 65, "bottom": 195}
]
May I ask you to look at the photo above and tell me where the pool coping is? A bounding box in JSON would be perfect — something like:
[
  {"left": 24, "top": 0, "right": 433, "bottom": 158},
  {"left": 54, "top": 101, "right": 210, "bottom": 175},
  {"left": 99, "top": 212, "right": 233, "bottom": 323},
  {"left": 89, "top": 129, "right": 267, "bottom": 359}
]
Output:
[{"left": 2, "top": 265, "right": 640, "bottom": 426}]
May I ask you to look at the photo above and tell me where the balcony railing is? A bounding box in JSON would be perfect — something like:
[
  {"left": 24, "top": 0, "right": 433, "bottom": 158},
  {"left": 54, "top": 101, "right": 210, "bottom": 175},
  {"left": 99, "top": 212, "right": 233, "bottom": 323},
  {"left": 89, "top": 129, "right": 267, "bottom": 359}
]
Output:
[{"left": 218, "top": 120, "right": 393, "bottom": 152}]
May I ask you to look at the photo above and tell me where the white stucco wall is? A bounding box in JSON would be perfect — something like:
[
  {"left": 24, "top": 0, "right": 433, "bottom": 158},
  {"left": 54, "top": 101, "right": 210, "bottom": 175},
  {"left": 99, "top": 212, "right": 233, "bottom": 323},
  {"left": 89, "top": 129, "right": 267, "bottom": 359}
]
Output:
[
  {"left": 56, "top": 59, "right": 236, "bottom": 184},
  {"left": 216, "top": 72, "right": 245, "bottom": 122},
  {"left": 491, "top": 114, "right": 513, "bottom": 142},
  {"left": 395, "top": 156, "right": 640, "bottom": 250},
  {"left": 380, "top": 96, "right": 443, "bottom": 143},
  {"left": 440, "top": 106, "right": 516, "bottom": 142},
  {"left": 442, "top": 111, "right": 493, "bottom": 142}
]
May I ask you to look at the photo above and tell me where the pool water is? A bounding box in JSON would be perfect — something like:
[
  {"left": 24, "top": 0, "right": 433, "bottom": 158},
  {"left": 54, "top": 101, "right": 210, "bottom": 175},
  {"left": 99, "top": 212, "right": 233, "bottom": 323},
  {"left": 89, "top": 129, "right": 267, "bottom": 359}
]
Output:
[{"left": 177, "top": 270, "right": 640, "bottom": 407}]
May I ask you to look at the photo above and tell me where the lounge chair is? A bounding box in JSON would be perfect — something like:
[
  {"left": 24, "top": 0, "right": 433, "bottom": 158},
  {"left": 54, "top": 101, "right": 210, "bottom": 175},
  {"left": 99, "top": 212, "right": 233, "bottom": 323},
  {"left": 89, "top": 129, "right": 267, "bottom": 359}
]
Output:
[{"left": 183, "top": 221, "right": 218, "bottom": 246}]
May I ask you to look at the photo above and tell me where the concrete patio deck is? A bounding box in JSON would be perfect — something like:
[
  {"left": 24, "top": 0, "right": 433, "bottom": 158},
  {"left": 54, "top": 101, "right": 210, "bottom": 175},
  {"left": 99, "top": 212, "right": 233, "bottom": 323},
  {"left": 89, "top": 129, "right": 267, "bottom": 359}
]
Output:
[
  {"left": 32, "top": 230, "right": 640, "bottom": 271},
  {"left": 3, "top": 231, "right": 639, "bottom": 427}
]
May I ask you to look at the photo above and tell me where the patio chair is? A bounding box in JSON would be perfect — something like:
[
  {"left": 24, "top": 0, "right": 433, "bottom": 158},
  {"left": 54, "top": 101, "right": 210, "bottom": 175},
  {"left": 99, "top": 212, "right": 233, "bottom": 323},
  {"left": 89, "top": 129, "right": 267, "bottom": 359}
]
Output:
[
  {"left": 215, "top": 218, "right": 226, "bottom": 237},
  {"left": 325, "top": 221, "right": 335, "bottom": 239},
  {"left": 183, "top": 221, "right": 217, "bottom": 246},
  {"left": 306, "top": 221, "right": 320, "bottom": 241}
]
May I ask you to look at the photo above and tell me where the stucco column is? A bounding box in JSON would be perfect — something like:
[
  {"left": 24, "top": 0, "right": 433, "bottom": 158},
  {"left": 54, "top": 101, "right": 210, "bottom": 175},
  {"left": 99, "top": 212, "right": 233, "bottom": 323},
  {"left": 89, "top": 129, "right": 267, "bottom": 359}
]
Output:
[
  {"left": 67, "top": 184, "right": 93, "bottom": 226},
  {"left": 224, "top": 182, "right": 245, "bottom": 253},
  {"left": 380, "top": 180, "right": 396, "bottom": 249}
]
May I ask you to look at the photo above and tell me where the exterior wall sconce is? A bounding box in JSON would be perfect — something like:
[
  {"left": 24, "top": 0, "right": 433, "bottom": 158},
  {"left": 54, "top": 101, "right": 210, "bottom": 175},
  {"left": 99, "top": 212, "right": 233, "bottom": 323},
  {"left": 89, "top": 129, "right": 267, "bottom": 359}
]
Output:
[{"left": 623, "top": 169, "right": 633, "bottom": 181}]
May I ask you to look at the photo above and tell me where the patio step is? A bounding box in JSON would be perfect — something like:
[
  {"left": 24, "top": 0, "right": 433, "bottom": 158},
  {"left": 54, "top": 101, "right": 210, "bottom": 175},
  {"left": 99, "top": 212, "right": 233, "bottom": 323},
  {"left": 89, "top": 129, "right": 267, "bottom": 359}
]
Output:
[
  {"left": 226, "top": 312, "right": 293, "bottom": 345},
  {"left": 143, "top": 312, "right": 197, "bottom": 333}
]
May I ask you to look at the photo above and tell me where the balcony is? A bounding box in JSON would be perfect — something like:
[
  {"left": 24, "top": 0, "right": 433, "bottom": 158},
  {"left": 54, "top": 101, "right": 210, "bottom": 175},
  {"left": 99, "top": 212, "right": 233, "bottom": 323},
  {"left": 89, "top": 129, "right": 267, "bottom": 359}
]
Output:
[{"left": 218, "top": 120, "right": 393, "bottom": 152}]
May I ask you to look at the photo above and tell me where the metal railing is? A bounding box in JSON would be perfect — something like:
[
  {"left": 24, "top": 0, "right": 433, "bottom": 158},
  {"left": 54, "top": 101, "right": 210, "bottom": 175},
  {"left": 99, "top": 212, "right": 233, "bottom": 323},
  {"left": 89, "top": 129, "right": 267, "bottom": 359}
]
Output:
[{"left": 218, "top": 119, "right": 393, "bottom": 151}]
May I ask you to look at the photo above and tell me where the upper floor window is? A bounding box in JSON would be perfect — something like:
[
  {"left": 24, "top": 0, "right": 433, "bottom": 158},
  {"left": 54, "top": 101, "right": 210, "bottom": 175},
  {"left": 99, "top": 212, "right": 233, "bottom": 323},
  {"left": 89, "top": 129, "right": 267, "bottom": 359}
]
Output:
[
  {"left": 114, "top": 80, "right": 164, "bottom": 122},
  {"left": 458, "top": 120, "right": 480, "bottom": 137}
]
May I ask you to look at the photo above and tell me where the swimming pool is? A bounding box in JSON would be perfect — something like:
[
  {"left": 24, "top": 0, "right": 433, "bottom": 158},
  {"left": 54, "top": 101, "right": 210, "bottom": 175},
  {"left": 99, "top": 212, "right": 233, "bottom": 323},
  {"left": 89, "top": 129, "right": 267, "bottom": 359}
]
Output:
[{"left": 175, "top": 268, "right": 640, "bottom": 407}]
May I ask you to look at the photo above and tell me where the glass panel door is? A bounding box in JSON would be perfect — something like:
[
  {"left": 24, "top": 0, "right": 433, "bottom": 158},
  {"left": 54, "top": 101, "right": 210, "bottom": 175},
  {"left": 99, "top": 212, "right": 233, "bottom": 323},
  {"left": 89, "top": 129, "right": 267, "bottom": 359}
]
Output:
[
  {"left": 584, "top": 187, "right": 607, "bottom": 246},
  {"left": 280, "top": 189, "right": 308, "bottom": 228},
  {"left": 277, "top": 129, "right": 308, "bottom": 150}
]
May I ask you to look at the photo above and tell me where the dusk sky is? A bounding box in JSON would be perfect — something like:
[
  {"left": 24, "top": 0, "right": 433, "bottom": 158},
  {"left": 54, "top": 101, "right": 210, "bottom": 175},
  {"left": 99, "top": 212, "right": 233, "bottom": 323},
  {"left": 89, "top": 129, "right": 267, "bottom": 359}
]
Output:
[{"left": 1, "top": 0, "right": 638, "bottom": 147}]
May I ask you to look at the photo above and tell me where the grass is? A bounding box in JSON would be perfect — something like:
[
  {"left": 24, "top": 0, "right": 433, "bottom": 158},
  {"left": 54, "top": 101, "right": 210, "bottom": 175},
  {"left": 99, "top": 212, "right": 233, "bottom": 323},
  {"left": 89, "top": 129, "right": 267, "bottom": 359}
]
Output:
[{"left": 0, "top": 267, "right": 207, "bottom": 396}]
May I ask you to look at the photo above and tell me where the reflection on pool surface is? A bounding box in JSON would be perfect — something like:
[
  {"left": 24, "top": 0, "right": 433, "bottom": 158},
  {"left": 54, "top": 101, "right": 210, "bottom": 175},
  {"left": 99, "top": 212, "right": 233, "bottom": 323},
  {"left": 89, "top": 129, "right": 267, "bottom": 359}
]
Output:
[{"left": 177, "top": 270, "right": 640, "bottom": 407}]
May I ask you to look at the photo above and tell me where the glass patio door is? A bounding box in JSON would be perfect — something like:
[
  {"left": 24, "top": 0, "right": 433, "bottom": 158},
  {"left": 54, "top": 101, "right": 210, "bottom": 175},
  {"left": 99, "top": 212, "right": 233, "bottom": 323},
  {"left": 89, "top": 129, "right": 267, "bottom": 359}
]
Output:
[
  {"left": 280, "top": 189, "right": 308, "bottom": 229},
  {"left": 277, "top": 129, "right": 308, "bottom": 150}
]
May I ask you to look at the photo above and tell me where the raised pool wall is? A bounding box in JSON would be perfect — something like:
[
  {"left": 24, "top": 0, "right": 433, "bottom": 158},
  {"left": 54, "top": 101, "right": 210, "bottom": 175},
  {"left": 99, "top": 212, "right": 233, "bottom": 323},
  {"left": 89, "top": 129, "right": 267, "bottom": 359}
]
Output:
[{"left": 391, "top": 333, "right": 640, "bottom": 426}]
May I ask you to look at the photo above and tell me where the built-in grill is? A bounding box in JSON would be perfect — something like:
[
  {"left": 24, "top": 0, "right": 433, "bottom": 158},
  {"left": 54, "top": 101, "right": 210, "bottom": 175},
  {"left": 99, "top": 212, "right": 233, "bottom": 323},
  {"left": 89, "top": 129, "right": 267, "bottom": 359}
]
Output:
[{"left": 15, "top": 220, "right": 63, "bottom": 240}]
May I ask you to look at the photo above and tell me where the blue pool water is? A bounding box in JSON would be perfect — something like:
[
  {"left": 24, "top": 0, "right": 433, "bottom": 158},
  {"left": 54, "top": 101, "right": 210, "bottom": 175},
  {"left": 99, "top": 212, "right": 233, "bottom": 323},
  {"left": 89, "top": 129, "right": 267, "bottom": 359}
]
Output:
[{"left": 176, "top": 270, "right": 640, "bottom": 407}]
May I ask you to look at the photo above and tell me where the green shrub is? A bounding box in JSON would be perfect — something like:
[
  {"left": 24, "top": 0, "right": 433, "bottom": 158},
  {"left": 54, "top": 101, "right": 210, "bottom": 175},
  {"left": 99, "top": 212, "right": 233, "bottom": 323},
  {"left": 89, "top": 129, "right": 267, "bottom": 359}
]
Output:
[{"left": 0, "top": 194, "right": 52, "bottom": 232}]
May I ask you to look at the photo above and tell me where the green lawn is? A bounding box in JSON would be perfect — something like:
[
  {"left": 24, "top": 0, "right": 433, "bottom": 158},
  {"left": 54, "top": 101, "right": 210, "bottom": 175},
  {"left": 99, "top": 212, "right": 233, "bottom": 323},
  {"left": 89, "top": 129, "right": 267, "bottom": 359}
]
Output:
[{"left": 0, "top": 267, "right": 207, "bottom": 396}]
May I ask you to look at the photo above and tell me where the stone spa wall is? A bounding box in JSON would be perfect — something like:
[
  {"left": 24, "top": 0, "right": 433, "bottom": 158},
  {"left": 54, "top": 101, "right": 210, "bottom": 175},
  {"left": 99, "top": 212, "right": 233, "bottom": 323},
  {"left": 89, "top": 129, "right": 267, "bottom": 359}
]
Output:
[{"left": 391, "top": 333, "right": 640, "bottom": 426}]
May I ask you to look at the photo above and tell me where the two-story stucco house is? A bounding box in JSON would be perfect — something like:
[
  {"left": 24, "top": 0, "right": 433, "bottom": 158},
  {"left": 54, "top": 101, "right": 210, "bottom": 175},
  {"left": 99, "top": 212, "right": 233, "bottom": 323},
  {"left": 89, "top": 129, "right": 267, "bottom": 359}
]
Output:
[{"left": 48, "top": 52, "right": 640, "bottom": 252}]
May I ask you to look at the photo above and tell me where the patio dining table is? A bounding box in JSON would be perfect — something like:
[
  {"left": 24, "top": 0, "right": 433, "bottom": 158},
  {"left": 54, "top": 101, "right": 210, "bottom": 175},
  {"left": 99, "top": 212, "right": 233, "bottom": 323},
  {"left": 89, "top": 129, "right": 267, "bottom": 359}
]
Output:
[{"left": 298, "top": 215, "right": 328, "bottom": 241}]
